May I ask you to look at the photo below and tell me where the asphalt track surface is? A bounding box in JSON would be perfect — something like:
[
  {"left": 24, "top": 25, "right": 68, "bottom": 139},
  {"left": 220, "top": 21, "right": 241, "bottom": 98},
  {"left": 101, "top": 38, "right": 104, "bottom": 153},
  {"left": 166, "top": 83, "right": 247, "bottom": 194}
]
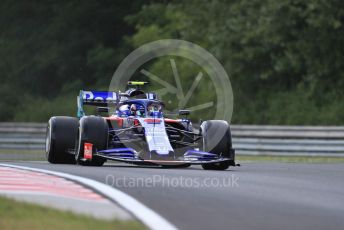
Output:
[{"left": 6, "top": 161, "right": 344, "bottom": 230}]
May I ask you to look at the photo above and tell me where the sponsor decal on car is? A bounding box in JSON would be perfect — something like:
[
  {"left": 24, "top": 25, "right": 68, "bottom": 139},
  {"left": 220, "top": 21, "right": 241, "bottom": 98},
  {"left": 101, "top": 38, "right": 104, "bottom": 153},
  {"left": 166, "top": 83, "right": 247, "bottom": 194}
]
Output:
[{"left": 84, "top": 143, "right": 93, "bottom": 160}]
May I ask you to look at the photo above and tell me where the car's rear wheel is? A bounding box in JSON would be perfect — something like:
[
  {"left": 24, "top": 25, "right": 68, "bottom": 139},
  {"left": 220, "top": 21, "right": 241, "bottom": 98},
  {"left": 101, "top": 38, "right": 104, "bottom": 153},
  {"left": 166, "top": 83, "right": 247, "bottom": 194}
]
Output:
[
  {"left": 75, "top": 116, "right": 108, "bottom": 166},
  {"left": 200, "top": 120, "right": 234, "bottom": 170},
  {"left": 46, "top": 116, "right": 79, "bottom": 164}
]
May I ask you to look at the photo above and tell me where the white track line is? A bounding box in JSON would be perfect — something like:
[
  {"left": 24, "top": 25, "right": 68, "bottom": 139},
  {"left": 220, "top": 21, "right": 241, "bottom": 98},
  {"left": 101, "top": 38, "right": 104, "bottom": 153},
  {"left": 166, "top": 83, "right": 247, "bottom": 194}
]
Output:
[{"left": 0, "top": 163, "right": 177, "bottom": 230}]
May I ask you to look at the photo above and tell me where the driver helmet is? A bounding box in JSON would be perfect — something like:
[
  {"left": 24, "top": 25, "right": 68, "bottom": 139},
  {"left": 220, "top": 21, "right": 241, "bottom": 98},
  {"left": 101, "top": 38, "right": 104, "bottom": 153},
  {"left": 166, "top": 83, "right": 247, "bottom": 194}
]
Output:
[{"left": 119, "top": 104, "right": 130, "bottom": 116}]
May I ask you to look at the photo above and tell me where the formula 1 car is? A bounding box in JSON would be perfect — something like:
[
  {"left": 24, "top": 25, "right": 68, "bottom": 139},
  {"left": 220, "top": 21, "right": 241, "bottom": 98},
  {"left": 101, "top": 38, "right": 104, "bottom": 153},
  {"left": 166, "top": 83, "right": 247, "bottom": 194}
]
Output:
[{"left": 46, "top": 81, "right": 236, "bottom": 170}]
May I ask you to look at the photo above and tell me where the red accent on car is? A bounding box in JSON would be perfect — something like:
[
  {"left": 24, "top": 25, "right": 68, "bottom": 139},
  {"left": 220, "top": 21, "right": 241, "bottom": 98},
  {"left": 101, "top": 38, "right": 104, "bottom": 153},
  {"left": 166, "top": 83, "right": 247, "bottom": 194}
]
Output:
[
  {"left": 106, "top": 116, "right": 123, "bottom": 127},
  {"left": 134, "top": 119, "right": 140, "bottom": 126},
  {"left": 164, "top": 118, "right": 179, "bottom": 123},
  {"left": 84, "top": 143, "right": 93, "bottom": 160},
  {"left": 144, "top": 118, "right": 161, "bottom": 124}
]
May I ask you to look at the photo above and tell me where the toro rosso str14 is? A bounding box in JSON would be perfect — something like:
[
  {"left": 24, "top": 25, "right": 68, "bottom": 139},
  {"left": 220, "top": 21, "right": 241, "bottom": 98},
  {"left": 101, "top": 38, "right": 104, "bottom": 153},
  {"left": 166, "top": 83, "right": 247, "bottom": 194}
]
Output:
[{"left": 46, "top": 81, "right": 236, "bottom": 170}]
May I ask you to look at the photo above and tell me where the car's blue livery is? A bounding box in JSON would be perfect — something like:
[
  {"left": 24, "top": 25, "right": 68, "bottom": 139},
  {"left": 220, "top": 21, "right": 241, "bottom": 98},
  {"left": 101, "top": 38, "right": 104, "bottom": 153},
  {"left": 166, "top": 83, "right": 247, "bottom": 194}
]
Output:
[{"left": 46, "top": 82, "right": 237, "bottom": 170}]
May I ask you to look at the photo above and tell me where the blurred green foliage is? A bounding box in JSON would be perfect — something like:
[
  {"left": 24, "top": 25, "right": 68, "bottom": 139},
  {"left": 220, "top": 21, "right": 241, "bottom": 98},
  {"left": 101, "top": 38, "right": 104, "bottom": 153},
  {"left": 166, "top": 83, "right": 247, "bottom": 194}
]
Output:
[
  {"left": 1, "top": 0, "right": 343, "bottom": 124},
  {"left": 0, "top": 0, "right": 150, "bottom": 120}
]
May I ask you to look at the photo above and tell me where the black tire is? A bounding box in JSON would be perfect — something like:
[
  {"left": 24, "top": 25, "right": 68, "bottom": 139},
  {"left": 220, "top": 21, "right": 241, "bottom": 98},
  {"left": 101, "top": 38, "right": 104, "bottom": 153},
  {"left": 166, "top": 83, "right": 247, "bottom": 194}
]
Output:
[
  {"left": 75, "top": 116, "right": 108, "bottom": 166},
  {"left": 200, "top": 120, "right": 234, "bottom": 170},
  {"left": 46, "top": 116, "right": 79, "bottom": 164}
]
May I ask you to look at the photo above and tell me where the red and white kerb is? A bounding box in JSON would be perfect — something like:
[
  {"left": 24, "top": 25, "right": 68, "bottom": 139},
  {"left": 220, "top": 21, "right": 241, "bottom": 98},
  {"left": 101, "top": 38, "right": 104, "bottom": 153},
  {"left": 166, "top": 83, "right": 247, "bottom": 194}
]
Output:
[{"left": 0, "top": 166, "right": 104, "bottom": 201}]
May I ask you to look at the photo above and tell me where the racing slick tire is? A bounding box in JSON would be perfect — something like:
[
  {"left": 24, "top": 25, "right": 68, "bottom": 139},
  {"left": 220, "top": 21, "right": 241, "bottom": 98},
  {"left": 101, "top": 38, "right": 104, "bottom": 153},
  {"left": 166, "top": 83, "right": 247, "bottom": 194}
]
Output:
[
  {"left": 75, "top": 116, "right": 108, "bottom": 166},
  {"left": 46, "top": 116, "right": 79, "bottom": 164},
  {"left": 200, "top": 120, "right": 234, "bottom": 170}
]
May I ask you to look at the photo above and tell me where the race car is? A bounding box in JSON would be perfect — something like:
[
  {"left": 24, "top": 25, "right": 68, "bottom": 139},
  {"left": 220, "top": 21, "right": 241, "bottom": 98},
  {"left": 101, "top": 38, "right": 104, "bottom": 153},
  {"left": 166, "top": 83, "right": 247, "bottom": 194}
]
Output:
[{"left": 45, "top": 81, "right": 236, "bottom": 170}]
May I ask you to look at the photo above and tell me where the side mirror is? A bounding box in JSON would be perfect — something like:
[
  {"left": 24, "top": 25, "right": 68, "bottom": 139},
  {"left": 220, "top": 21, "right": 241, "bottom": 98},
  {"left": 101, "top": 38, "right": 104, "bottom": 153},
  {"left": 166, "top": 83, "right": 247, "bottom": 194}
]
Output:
[
  {"left": 97, "top": 107, "right": 109, "bottom": 113},
  {"left": 179, "top": 110, "right": 190, "bottom": 116}
]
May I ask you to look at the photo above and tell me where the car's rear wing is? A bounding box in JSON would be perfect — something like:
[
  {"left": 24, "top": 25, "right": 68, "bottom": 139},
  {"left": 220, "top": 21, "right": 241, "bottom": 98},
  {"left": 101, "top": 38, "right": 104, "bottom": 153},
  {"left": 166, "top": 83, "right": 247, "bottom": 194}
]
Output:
[
  {"left": 77, "top": 90, "right": 119, "bottom": 118},
  {"left": 77, "top": 89, "right": 159, "bottom": 118}
]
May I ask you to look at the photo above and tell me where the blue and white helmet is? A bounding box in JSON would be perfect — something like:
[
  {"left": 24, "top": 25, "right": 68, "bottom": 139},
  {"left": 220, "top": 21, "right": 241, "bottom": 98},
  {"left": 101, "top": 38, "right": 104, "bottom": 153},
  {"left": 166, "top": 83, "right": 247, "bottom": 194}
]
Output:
[{"left": 118, "top": 104, "right": 130, "bottom": 116}]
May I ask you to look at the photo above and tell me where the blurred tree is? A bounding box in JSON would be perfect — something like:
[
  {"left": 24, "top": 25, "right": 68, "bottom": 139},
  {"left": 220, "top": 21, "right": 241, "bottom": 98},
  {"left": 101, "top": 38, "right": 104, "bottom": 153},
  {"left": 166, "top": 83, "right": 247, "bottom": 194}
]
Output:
[
  {"left": 0, "top": 0, "right": 343, "bottom": 124},
  {"left": 0, "top": 0, "right": 154, "bottom": 120},
  {"left": 126, "top": 0, "right": 344, "bottom": 124}
]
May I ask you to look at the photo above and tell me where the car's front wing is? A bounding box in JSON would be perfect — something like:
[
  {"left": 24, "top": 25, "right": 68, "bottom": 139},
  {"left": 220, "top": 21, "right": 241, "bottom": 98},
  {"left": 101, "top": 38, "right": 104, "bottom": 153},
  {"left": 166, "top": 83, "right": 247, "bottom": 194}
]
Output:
[{"left": 95, "top": 148, "right": 234, "bottom": 166}]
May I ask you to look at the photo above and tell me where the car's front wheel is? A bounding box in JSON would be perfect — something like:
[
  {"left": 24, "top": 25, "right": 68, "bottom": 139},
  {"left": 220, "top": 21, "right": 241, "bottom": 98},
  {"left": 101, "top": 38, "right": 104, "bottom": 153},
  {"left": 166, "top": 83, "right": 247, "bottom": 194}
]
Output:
[{"left": 200, "top": 120, "right": 235, "bottom": 170}]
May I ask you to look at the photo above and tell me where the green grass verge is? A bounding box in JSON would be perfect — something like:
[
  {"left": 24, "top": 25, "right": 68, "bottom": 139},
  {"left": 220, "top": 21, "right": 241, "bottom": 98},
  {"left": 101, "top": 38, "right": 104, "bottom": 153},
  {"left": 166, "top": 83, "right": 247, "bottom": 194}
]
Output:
[
  {"left": 0, "top": 149, "right": 44, "bottom": 155},
  {"left": 0, "top": 149, "right": 45, "bottom": 161},
  {"left": 0, "top": 196, "right": 145, "bottom": 230},
  {"left": 237, "top": 155, "right": 344, "bottom": 163}
]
